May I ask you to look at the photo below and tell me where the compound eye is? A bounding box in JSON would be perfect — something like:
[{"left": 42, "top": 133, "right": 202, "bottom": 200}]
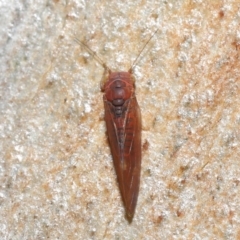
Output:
[{"left": 112, "top": 99, "right": 124, "bottom": 106}]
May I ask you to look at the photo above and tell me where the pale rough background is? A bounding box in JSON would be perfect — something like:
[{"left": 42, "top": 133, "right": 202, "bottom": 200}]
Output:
[{"left": 0, "top": 0, "right": 240, "bottom": 239}]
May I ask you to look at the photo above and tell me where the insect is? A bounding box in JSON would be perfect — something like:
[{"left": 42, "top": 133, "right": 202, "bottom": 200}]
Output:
[{"left": 75, "top": 30, "right": 157, "bottom": 222}]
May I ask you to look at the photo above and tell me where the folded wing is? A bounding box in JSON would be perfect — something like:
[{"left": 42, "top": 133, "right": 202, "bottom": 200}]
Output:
[{"left": 104, "top": 95, "right": 141, "bottom": 221}]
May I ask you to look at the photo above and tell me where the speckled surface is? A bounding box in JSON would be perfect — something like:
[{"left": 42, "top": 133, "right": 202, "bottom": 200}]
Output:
[{"left": 1, "top": 0, "right": 240, "bottom": 239}]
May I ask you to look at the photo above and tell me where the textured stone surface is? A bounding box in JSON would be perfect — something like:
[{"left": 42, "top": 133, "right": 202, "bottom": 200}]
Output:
[{"left": 1, "top": 0, "right": 240, "bottom": 239}]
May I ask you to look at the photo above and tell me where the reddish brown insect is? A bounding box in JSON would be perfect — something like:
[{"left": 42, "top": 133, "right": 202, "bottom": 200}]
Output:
[{"left": 75, "top": 30, "right": 157, "bottom": 221}]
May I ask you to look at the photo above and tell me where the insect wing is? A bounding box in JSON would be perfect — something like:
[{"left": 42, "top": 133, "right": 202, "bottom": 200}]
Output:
[{"left": 104, "top": 94, "right": 141, "bottom": 220}]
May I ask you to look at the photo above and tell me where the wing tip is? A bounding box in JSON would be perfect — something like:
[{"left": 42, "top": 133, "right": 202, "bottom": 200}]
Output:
[
  {"left": 125, "top": 210, "right": 134, "bottom": 223},
  {"left": 124, "top": 197, "right": 138, "bottom": 223}
]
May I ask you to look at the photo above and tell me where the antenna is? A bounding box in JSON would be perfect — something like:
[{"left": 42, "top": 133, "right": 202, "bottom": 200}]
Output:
[
  {"left": 129, "top": 29, "right": 158, "bottom": 73},
  {"left": 73, "top": 36, "right": 111, "bottom": 73}
]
